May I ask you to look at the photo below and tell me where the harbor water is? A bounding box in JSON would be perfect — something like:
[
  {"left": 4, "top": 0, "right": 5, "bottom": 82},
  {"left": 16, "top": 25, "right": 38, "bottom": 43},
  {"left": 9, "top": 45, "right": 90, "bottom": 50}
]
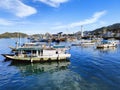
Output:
[{"left": 0, "top": 38, "right": 120, "bottom": 90}]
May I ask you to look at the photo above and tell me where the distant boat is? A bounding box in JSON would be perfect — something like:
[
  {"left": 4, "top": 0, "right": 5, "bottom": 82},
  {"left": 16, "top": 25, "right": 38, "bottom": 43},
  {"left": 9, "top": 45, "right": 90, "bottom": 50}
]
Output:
[
  {"left": 72, "top": 40, "right": 95, "bottom": 46},
  {"left": 80, "top": 40, "right": 95, "bottom": 46},
  {"left": 96, "top": 40, "right": 118, "bottom": 48}
]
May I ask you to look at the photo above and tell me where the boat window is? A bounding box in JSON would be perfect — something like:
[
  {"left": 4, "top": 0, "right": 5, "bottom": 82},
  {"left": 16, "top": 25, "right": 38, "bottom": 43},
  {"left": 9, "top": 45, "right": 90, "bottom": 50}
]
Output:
[{"left": 33, "top": 50, "right": 36, "bottom": 54}]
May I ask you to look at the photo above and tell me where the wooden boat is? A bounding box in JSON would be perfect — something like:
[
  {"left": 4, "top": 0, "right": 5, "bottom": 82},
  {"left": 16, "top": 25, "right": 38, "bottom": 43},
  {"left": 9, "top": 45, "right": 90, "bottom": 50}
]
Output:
[{"left": 2, "top": 46, "right": 71, "bottom": 62}]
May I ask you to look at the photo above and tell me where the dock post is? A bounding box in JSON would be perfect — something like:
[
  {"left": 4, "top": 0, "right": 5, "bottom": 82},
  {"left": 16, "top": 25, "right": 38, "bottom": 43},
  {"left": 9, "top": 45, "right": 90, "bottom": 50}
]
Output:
[
  {"left": 48, "top": 55, "right": 51, "bottom": 62},
  {"left": 31, "top": 59, "right": 33, "bottom": 63},
  {"left": 30, "top": 56, "right": 33, "bottom": 63},
  {"left": 57, "top": 54, "right": 59, "bottom": 61}
]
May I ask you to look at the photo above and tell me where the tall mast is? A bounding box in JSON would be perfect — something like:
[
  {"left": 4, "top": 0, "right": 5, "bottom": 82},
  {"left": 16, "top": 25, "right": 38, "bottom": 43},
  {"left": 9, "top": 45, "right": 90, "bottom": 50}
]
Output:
[
  {"left": 19, "top": 32, "right": 21, "bottom": 46},
  {"left": 81, "top": 25, "right": 84, "bottom": 38},
  {"left": 16, "top": 32, "right": 19, "bottom": 48}
]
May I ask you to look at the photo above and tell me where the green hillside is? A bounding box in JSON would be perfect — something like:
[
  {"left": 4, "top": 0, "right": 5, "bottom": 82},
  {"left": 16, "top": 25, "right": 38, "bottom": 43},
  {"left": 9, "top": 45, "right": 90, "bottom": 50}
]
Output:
[{"left": 0, "top": 32, "right": 28, "bottom": 38}]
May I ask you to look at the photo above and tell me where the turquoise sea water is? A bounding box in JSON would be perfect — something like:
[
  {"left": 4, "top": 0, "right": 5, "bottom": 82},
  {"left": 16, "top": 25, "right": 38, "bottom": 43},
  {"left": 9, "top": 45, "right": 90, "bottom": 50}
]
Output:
[{"left": 0, "top": 38, "right": 120, "bottom": 90}]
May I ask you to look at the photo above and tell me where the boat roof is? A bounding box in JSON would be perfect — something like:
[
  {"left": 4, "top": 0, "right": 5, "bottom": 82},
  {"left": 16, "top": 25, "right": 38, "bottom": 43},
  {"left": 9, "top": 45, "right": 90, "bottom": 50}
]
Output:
[
  {"left": 53, "top": 45, "right": 65, "bottom": 48},
  {"left": 17, "top": 46, "right": 43, "bottom": 51}
]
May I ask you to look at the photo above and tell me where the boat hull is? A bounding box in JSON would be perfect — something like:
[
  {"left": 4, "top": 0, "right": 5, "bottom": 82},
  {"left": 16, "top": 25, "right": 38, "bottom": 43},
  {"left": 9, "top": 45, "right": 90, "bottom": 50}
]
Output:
[
  {"left": 97, "top": 44, "right": 117, "bottom": 48},
  {"left": 2, "top": 54, "right": 71, "bottom": 62}
]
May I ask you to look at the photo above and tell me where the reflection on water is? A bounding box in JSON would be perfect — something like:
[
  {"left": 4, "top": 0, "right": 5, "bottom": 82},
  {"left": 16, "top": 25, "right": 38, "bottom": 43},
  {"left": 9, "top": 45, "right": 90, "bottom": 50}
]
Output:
[
  {"left": 11, "top": 61, "right": 70, "bottom": 76},
  {"left": 96, "top": 47, "right": 117, "bottom": 52}
]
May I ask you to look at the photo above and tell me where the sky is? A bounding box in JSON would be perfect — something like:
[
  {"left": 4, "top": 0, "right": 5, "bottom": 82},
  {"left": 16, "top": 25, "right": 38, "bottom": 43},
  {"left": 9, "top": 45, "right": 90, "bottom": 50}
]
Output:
[{"left": 0, "top": 0, "right": 120, "bottom": 34}]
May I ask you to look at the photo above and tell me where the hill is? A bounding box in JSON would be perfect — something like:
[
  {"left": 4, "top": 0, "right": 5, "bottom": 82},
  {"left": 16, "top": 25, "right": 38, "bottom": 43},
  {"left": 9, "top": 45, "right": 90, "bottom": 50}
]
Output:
[
  {"left": 0, "top": 32, "right": 28, "bottom": 38},
  {"left": 91, "top": 23, "right": 120, "bottom": 36}
]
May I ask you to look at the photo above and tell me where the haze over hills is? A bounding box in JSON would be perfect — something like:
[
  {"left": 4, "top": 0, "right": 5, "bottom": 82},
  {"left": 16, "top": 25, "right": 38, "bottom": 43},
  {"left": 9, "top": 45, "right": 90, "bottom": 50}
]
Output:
[{"left": 0, "top": 23, "right": 120, "bottom": 38}]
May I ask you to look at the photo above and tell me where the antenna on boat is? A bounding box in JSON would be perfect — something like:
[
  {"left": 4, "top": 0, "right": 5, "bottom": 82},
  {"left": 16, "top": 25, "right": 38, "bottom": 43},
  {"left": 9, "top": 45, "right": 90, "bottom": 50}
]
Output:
[
  {"left": 15, "top": 32, "right": 19, "bottom": 48},
  {"left": 16, "top": 32, "right": 21, "bottom": 48}
]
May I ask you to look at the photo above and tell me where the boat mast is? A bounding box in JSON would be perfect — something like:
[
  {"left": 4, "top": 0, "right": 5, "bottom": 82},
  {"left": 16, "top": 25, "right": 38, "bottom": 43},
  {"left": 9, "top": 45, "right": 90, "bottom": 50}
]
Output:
[
  {"left": 16, "top": 32, "right": 21, "bottom": 48},
  {"left": 19, "top": 32, "right": 21, "bottom": 46},
  {"left": 16, "top": 32, "right": 19, "bottom": 48}
]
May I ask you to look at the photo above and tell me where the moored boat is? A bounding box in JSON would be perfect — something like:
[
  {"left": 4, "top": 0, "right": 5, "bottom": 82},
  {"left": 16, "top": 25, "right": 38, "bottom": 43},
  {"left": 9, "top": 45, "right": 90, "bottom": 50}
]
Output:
[
  {"left": 72, "top": 40, "right": 95, "bottom": 46},
  {"left": 2, "top": 45, "right": 71, "bottom": 62},
  {"left": 96, "top": 40, "right": 118, "bottom": 48}
]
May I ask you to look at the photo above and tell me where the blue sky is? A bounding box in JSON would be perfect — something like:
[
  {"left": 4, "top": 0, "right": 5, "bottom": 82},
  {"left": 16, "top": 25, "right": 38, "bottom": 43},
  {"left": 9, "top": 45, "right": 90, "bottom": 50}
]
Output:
[{"left": 0, "top": 0, "right": 120, "bottom": 34}]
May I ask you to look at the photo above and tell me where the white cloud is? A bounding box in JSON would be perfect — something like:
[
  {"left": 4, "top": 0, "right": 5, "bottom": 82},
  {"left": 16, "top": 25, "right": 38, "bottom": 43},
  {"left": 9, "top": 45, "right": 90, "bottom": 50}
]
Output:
[
  {"left": 0, "top": 18, "right": 13, "bottom": 26},
  {"left": 0, "top": 18, "right": 33, "bottom": 26},
  {"left": 53, "top": 11, "right": 107, "bottom": 29},
  {"left": 0, "top": 0, "right": 37, "bottom": 18},
  {"left": 36, "top": 0, "right": 69, "bottom": 7}
]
